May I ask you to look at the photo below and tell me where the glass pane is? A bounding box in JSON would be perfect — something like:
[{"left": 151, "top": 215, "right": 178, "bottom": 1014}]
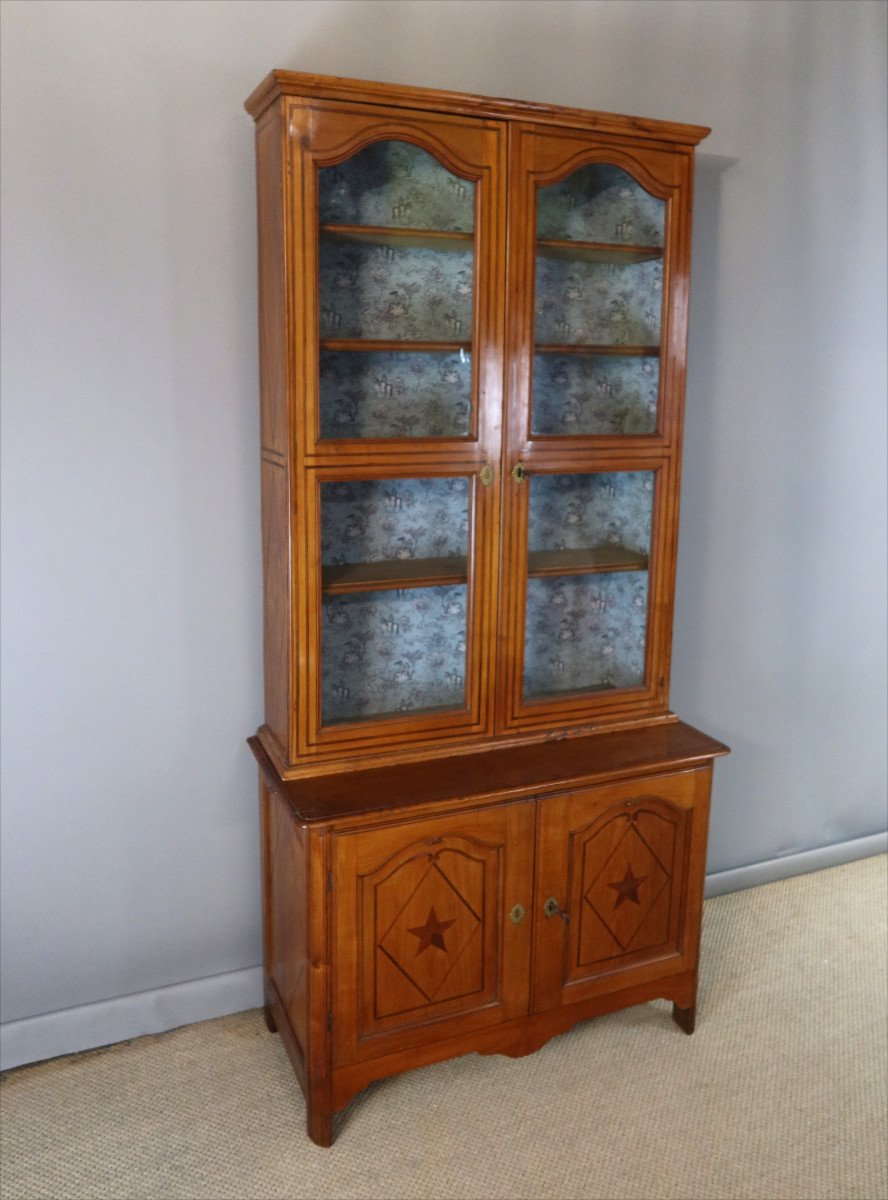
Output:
[
  {"left": 533, "top": 255, "right": 661, "bottom": 346},
  {"left": 532, "top": 353, "right": 658, "bottom": 436},
  {"left": 317, "top": 141, "right": 476, "bottom": 440},
  {"left": 533, "top": 164, "right": 665, "bottom": 437},
  {"left": 318, "top": 237, "right": 473, "bottom": 340},
  {"left": 318, "top": 141, "right": 474, "bottom": 232},
  {"left": 320, "top": 477, "right": 470, "bottom": 725},
  {"left": 523, "top": 471, "right": 653, "bottom": 701},
  {"left": 322, "top": 586, "right": 467, "bottom": 723},
  {"left": 537, "top": 163, "right": 664, "bottom": 246},
  {"left": 321, "top": 478, "right": 468, "bottom": 567},
  {"left": 319, "top": 348, "right": 471, "bottom": 439}
]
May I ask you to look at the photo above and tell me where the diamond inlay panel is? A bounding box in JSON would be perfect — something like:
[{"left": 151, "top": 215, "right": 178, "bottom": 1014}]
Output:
[
  {"left": 375, "top": 853, "right": 483, "bottom": 1018},
  {"left": 575, "top": 806, "right": 680, "bottom": 970}
]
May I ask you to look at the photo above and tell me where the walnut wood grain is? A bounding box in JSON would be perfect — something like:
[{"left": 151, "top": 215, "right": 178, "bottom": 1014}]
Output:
[
  {"left": 243, "top": 71, "right": 711, "bottom": 147},
  {"left": 319, "top": 338, "right": 472, "bottom": 354},
  {"left": 319, "top": 223, "right": 473, "bottom": 252},
  {"left": 526, "top": 546, "right": 648, "bottom": 577},
  {"left": 322, "top": 556, "right": 468, "bottom": 594},
  {"left": 536, "top": 238, "right": 662, "bottom": 264},
  {"left": 534, "top": 343, "right": 661, "bottom": 357},
  {"left": 249, "top": 721, "right": 727, "bottom": 824}
]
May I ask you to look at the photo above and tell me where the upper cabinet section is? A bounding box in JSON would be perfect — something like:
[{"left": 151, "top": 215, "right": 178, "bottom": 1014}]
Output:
[{"left": 286, "top": 101, "right": 506, "bottom": 458}]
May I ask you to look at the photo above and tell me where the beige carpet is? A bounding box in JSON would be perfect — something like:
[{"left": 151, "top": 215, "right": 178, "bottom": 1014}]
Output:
[{"left": 1, "top": 855, "right": 886, "bottom": 1200}]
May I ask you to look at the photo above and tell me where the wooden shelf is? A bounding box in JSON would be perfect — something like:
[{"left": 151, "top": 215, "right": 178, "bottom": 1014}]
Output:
[
  {"left": 537, "top": 238, "right": 662, "bottom": 264},
  {"left": 535, "top": 343, "right": 660, "bottom": 357},
  {"left": 320, "top": 339, "right": 472, "bottom": 354},
  {"left": 527, "top": 546, "right": 648, "bottom": 578},
  {"left": 322, "top": 556, "right": 468, "bottom": 595},
  {"left": 320, "top": 223, "right": 473, "bottom": 252}
]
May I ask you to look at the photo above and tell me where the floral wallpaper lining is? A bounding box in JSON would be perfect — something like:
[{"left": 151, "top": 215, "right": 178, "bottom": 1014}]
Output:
[
  {"left": 524, "top": 572, "right": 648, "bottom": 698},
  {"left": 319, "top": 349, "right": 472, "bottom": 439},
  {"left": 321, "top": 585, "right": 468, "bottom": 723},
  {"left": 537, "top": 163, "right": 664, "bottom": 246},
  {"left": 319, "top": 240, "right": 474, "bottom": 341},
  {"left": 528, "top": 472, "right": 654, "bottom": 556},
  {"left": 318, "top": 141, "right": 475, "bottom": 232},
  {"left": 534, "top": 256, "right": 662, "bottom": 347},
  {"left": 531, "top": 354, "right": 659, "bottom": 435},
  {"left": 320, "top": 477, "right": 469, "bottom": 566}
]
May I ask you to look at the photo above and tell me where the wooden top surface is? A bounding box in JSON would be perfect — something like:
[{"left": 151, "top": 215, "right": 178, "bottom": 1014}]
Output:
[
  {"left": 249, "top": 721, "right": 729, "bottom": 825},
  {"left": 244, "top": 70, "right": 710, "bottom": 146}
]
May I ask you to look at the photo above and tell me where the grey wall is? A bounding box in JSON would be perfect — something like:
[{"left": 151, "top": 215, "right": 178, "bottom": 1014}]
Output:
[{"left": 2, "top": 0, "right": 885, "bottom": 1067}]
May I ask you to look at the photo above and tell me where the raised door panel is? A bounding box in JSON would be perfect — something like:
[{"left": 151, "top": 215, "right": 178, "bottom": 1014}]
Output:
[
  {"left": 332, "top": 801, "right": 534, "bottom": 1066},
  {"left": 533, "top": 768, "right": 711, "bottom": 1013}
]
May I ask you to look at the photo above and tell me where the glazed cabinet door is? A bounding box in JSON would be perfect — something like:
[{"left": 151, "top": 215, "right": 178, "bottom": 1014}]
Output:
[
  {"left": 532, "top": 768, "right": 711, "bottom": 1012},
  {"left": 285, "top": 99, "right": 507, "bottom": 760},
  {"left": 498, "top": 124, "right": 695, "bottom": 733},
  {"left": 331, "top": 801, "right": 534, "bottom": 1067}
]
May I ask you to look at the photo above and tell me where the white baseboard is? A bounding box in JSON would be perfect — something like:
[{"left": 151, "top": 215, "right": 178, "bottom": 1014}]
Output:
[
  {"left": 0, "top": 966, "right": 263, "bottom": 1072},
  {"left": 2, "top": 833, "right": 885, "bottom": 1072},
  {"left": 704, "top": 831, "right": 887, "bottom": 897}
]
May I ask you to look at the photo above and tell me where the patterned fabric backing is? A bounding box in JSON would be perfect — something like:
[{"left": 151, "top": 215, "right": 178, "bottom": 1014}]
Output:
[
  {"left": 537, "top": 163, "right": 664, "bottom": 245},
  {"left": 320, "top": 477, "right": 469, "bottom": 566},
  {"left": 322, "top": 585, "right": 467, "bottom": 723},
  {"left": 318, "top": 241, "right": 473, "bottom": 340},
  {"left": 524, "top": 572, "right": 649, "bottom": 697},
  {"left": 532, "top": 354, "right": 659, "bottom": 435},
  {"left": 319, "top": 349, "right": 471, "bottom": 439},
  {"left": 318, "top": 140, "right": 475, "bottom": 231},
  {"left": 528, "top": 472, "right": 653, "bottom": 556}
]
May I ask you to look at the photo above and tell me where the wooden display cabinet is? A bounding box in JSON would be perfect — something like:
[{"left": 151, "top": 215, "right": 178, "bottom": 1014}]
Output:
[{"left": 245, "top": 70, "right": 728, "bottom": 1146}]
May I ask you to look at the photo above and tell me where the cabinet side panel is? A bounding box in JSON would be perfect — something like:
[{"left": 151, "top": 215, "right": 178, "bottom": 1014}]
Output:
[
  {"left": 267, "top": 788, "right": 309, "bottom": 1054},
  {"left": 255, "top": 106, "right": 293, "bottom": 749}
]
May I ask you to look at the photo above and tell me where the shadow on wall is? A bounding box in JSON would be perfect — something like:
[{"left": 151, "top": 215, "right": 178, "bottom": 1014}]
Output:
[{"left": 673, "top": 152, "right": 737, "bottom": 718}]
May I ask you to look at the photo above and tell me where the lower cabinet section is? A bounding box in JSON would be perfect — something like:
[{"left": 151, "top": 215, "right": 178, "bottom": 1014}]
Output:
[{"left": 258, "top": 749, "right": 719, "bottom": 1146}]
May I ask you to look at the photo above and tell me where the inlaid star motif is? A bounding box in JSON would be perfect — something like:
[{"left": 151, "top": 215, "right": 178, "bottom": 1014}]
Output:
[
  {"left": 407, "top": 906, "right": 456, "bottom": 955},
  {"left": 607, "top": 864, "right": 648, "bottom": 909}
]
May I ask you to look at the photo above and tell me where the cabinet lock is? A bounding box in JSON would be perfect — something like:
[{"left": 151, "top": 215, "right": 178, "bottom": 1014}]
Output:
[
  {"left": 509, "top": 903, "right": 526, "bottom": 925},
  {"left": 511, "top": 461, "right": 528, "bottom": 484}
]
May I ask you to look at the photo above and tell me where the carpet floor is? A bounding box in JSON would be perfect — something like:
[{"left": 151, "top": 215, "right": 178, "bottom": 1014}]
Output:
[{"left": 1, "top": 854, "right": 886, "bottom": 1200}]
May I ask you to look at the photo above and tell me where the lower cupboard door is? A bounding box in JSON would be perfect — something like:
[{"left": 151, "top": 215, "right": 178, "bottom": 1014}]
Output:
[
  {"left": 533, "top": 768, "right": 711, "bottom": 1013},
  {"left": 332, "top": 800, "right": 534, "bottom": 1066}
]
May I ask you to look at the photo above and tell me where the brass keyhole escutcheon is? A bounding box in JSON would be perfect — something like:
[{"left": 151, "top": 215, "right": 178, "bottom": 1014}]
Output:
[
  {"left": 479, "top": 464, "right": 494, "bottom": 488},
  {"left": 511, "top": 461, "right": 528, "bottom": 484},
  {"left": 543, "top": 896, "right": 568, "bottom": 921},
  {"left": 509, "top": 903, "right": 526, "bottom": 925}
]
